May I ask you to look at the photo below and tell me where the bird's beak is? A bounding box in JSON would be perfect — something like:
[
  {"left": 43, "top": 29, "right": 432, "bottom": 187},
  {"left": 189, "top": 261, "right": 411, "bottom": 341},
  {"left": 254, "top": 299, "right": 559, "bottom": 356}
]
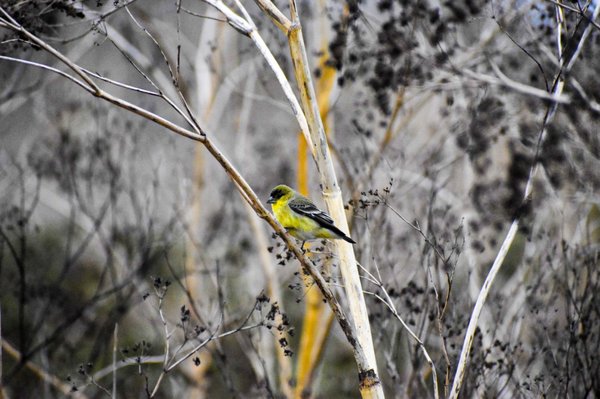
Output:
[{"left": 267, "top": 196, "right": 275, "bottom": 204}]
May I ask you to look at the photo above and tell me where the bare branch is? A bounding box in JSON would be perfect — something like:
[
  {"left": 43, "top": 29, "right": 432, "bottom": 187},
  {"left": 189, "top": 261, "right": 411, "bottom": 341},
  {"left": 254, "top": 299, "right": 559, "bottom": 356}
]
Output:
[
  {"left": 180, "top": 6, "right": 227, "bottom": 23},
  {"left": 544, "top": 0, "right": 600, "bottom": 30},
  {"left": 358, "top": 261, "right": 439, "bottom": 399},
  {"left": 461, "top": 65, "right": 570, "bottom": 103},
  {"left": 0, "top": 56, "right": 94, "bottom": 94},
  {"left": 166, "top": 323, "right": 263, "bottom": 373},
  {"left": 253, "top": 0, "right": 292, "bottom": 32},
  {"left": 0, "top": 8, "right": 99, "bottom": 92},
  {"left": 0, "top": 305, "right": 4, "bottom": 399},
  {"left": 124, "top": 6, "right": 203, "bottom": 133},
  {"left": 201, "top": 0, "right": 315, "bottom": 157},
  {"left": 80, "top": 67, "right": 161, "bottom": 97},
  {"left": 112, "top": 325, "right": 117, "bottom": 399},
  {"left": 149, "top": 293, "right": 171, "bottom": 398},
  {"left": 449, "top": 5, "right": 600, "bottom": 398},
  {"left": 2, "top": 340, "right": 90, "bottom": 399},
  {"left": 202, "top": 0, "right": 254, "bottom": 35},
  {"left": 280, "top": 2, "right": 384, "bottom": 394}
]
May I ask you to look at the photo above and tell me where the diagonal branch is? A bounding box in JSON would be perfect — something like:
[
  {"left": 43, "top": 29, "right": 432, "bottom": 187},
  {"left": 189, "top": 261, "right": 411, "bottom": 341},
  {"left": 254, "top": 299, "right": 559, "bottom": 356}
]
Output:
[
  {"left": 448, "top": 4, "right": 600, "bottom": 398},
  {"left": 544, "top": 0, "right": 600, "bottom": 30},
  {"left": 358, "top": 263, "right": 440, "bottom": 399},
  {"left": 0, "top": 9, "right": 100, "bottom": 93},
  {"left": 0, "top": 6, "right": 370, "bottom": 389},
  {"left": 254, "top": 0, "right": 292, "bottom": 32},
  {"left": 0, "top": 56, "right": 93, "bottom": 94},
  {"left": 2, "top": 340, "right": 90, "bottom": 399},
  {"left": 460, "top": 65, "right": 570, "bottom": 103},
  {"left": 200, "top": 0, "right": 315, "bottom": 157},
  {"left": 284, "top": 2, "right": 384, "bottom": 396},
  {"left": 237, "top": 0, "right": 384, "bottom": 395}
]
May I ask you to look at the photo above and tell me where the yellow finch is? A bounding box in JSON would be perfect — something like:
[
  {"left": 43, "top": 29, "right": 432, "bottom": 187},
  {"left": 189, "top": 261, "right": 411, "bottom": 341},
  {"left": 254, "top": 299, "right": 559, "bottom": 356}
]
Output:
[{"left": 267, "top": 184, "right": 355, "bottom": 245}]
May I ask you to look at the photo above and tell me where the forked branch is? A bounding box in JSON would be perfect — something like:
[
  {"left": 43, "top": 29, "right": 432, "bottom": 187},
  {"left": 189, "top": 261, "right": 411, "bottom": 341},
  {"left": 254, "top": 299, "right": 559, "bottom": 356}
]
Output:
[{"left": 0, "top": 6, "right": 373, "bottom": 390}]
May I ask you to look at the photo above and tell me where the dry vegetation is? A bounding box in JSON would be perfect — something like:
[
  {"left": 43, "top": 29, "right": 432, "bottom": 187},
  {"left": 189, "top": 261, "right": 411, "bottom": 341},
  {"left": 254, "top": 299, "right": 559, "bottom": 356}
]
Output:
[{"left": 0, "top": 0, "right": 599, "bottom": 398}]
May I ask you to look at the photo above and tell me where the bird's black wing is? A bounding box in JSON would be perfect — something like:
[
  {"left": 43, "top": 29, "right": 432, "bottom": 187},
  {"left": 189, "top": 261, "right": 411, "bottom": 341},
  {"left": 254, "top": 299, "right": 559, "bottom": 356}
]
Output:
[
  {"left": 289, "top": 197, "right": 356, "bottom": 244},
  {"left": 288, "top": 198, "right": 335, "bottom": 227}
]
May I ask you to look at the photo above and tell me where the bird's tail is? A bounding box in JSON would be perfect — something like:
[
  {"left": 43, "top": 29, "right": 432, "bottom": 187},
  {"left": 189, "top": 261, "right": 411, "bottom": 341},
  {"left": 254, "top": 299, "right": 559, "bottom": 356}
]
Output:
[
  {"left": 320, "top": 222, "right": 356, "bottom": 244},
  {"left": 342, "top": 234, "right": 356, "bottom": 244},
  {"left": 329, "top": 224, "right": 356, "bottom": 244}
]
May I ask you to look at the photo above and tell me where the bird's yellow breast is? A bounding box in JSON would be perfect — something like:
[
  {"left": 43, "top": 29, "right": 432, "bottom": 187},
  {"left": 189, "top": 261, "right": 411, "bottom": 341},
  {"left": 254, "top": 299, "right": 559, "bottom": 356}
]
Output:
[
  {"left": 271, "top": 196, "right": 336, "bottom": 241},
  {"left": 272, "top": 198, "right": 315, "bottom": 229}
]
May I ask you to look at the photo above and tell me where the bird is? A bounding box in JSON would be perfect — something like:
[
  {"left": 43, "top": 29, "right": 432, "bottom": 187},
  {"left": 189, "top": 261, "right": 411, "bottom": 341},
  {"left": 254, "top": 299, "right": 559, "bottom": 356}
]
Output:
[{"left": 267, "top": 184, "right": 356, "bottom": 247}]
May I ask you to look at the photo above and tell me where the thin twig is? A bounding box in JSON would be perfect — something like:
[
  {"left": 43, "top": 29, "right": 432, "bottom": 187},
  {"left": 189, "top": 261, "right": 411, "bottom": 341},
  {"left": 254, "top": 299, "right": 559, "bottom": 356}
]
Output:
[
  {"left": 448, "top": 5, "right": 600, "bottom": 398},
  {"left": 124, "top": 6, "right": 203, "bottom": 133},
  {"left": 1, "top": 341, "right": 90, "bottom": 399},
  {"left": 104, "top": 37, "right": 197, "bottom": 131},
  {"left": 0, "top": 21, "right": 204, "bottom": 143},
  {"left": 201, "top": 0, "right": 315, "bottom": 157},
  {"left": 544, "top": 0, "right": 600, "bottom": 30},
  {"left": 180, "top": 6, "right": 227, "bottom": 23},
  {"left": 0, "top": 10, "right": 99, "bottom": 92},
  {"left": 38, "top": 0, "right": 140, "bottom": 44},
  {"left": 150, "top": 293, "right": 170, "bottom": 398},
  {"left": 278, "top": 0, "right": 384, "bottom": 393},
  {"left": 253, "top": 0, "right": 292, "bottom": 32},
  {"left": 87, "top": 376, "right": 112, "bottom": 398},
  {"left": 0, "top": 304, "right": 3, "bottom": 397},
  {"left": 90, "top": 356, "right": 164, "bottom": 383},
  {"left": 166, "top": 323, "right": 263, "bottom": 372},
  {"left": 380, "top": 199, "right": 446, "bottom": 262},
  {"left": 358, "top": 262, "right": 440, "bottom": 399},
  {"left": 0, "top": 56, "right": 93, "bottom": 94},
  {"left": 80, "top": 67, "right": 161, "bottom": 96},
  {"left": 492, "top": 17, "right": 549, "bottom": 92},
  {"left": 0, "top": 7, "right": 371, "bottom": 392},
  {"left": 461, "top": 66, "right": 570, "bottom": 103},
  {"left": 112, "top": 324, "right": 118, "bottom": 399}
]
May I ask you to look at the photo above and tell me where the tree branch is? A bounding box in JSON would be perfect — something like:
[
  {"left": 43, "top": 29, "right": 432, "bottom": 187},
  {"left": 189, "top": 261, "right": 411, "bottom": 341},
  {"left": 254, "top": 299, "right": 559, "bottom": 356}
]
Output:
[
  {"left": 0, "top": 7, "right": 371, "bottom": 392},
  {"left": 449, "top": 4, "right": 600, "bottom": 398}
]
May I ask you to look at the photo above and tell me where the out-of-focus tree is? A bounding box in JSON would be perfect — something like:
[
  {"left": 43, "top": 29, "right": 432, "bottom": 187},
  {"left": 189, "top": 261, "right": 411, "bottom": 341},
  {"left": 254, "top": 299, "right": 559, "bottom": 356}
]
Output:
[{"left": 1, "top": 0, "right": 599, "bottom": 398}]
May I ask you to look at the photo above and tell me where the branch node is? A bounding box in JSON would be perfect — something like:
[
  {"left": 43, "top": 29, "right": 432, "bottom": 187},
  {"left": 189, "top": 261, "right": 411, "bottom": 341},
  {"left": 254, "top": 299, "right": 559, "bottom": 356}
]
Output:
[
  {"left": 228, "top": 20, "right": 252, "bottom": 36},
  {"left": 358, "top": 368, "right": 381, "bottom": 390}
]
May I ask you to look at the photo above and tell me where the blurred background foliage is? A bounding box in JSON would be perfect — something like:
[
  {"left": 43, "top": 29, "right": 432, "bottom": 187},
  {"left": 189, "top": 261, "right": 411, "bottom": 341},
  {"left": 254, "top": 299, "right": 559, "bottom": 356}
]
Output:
[{"left": 0, "top": 0, "right": 599, "bottom": 398}]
